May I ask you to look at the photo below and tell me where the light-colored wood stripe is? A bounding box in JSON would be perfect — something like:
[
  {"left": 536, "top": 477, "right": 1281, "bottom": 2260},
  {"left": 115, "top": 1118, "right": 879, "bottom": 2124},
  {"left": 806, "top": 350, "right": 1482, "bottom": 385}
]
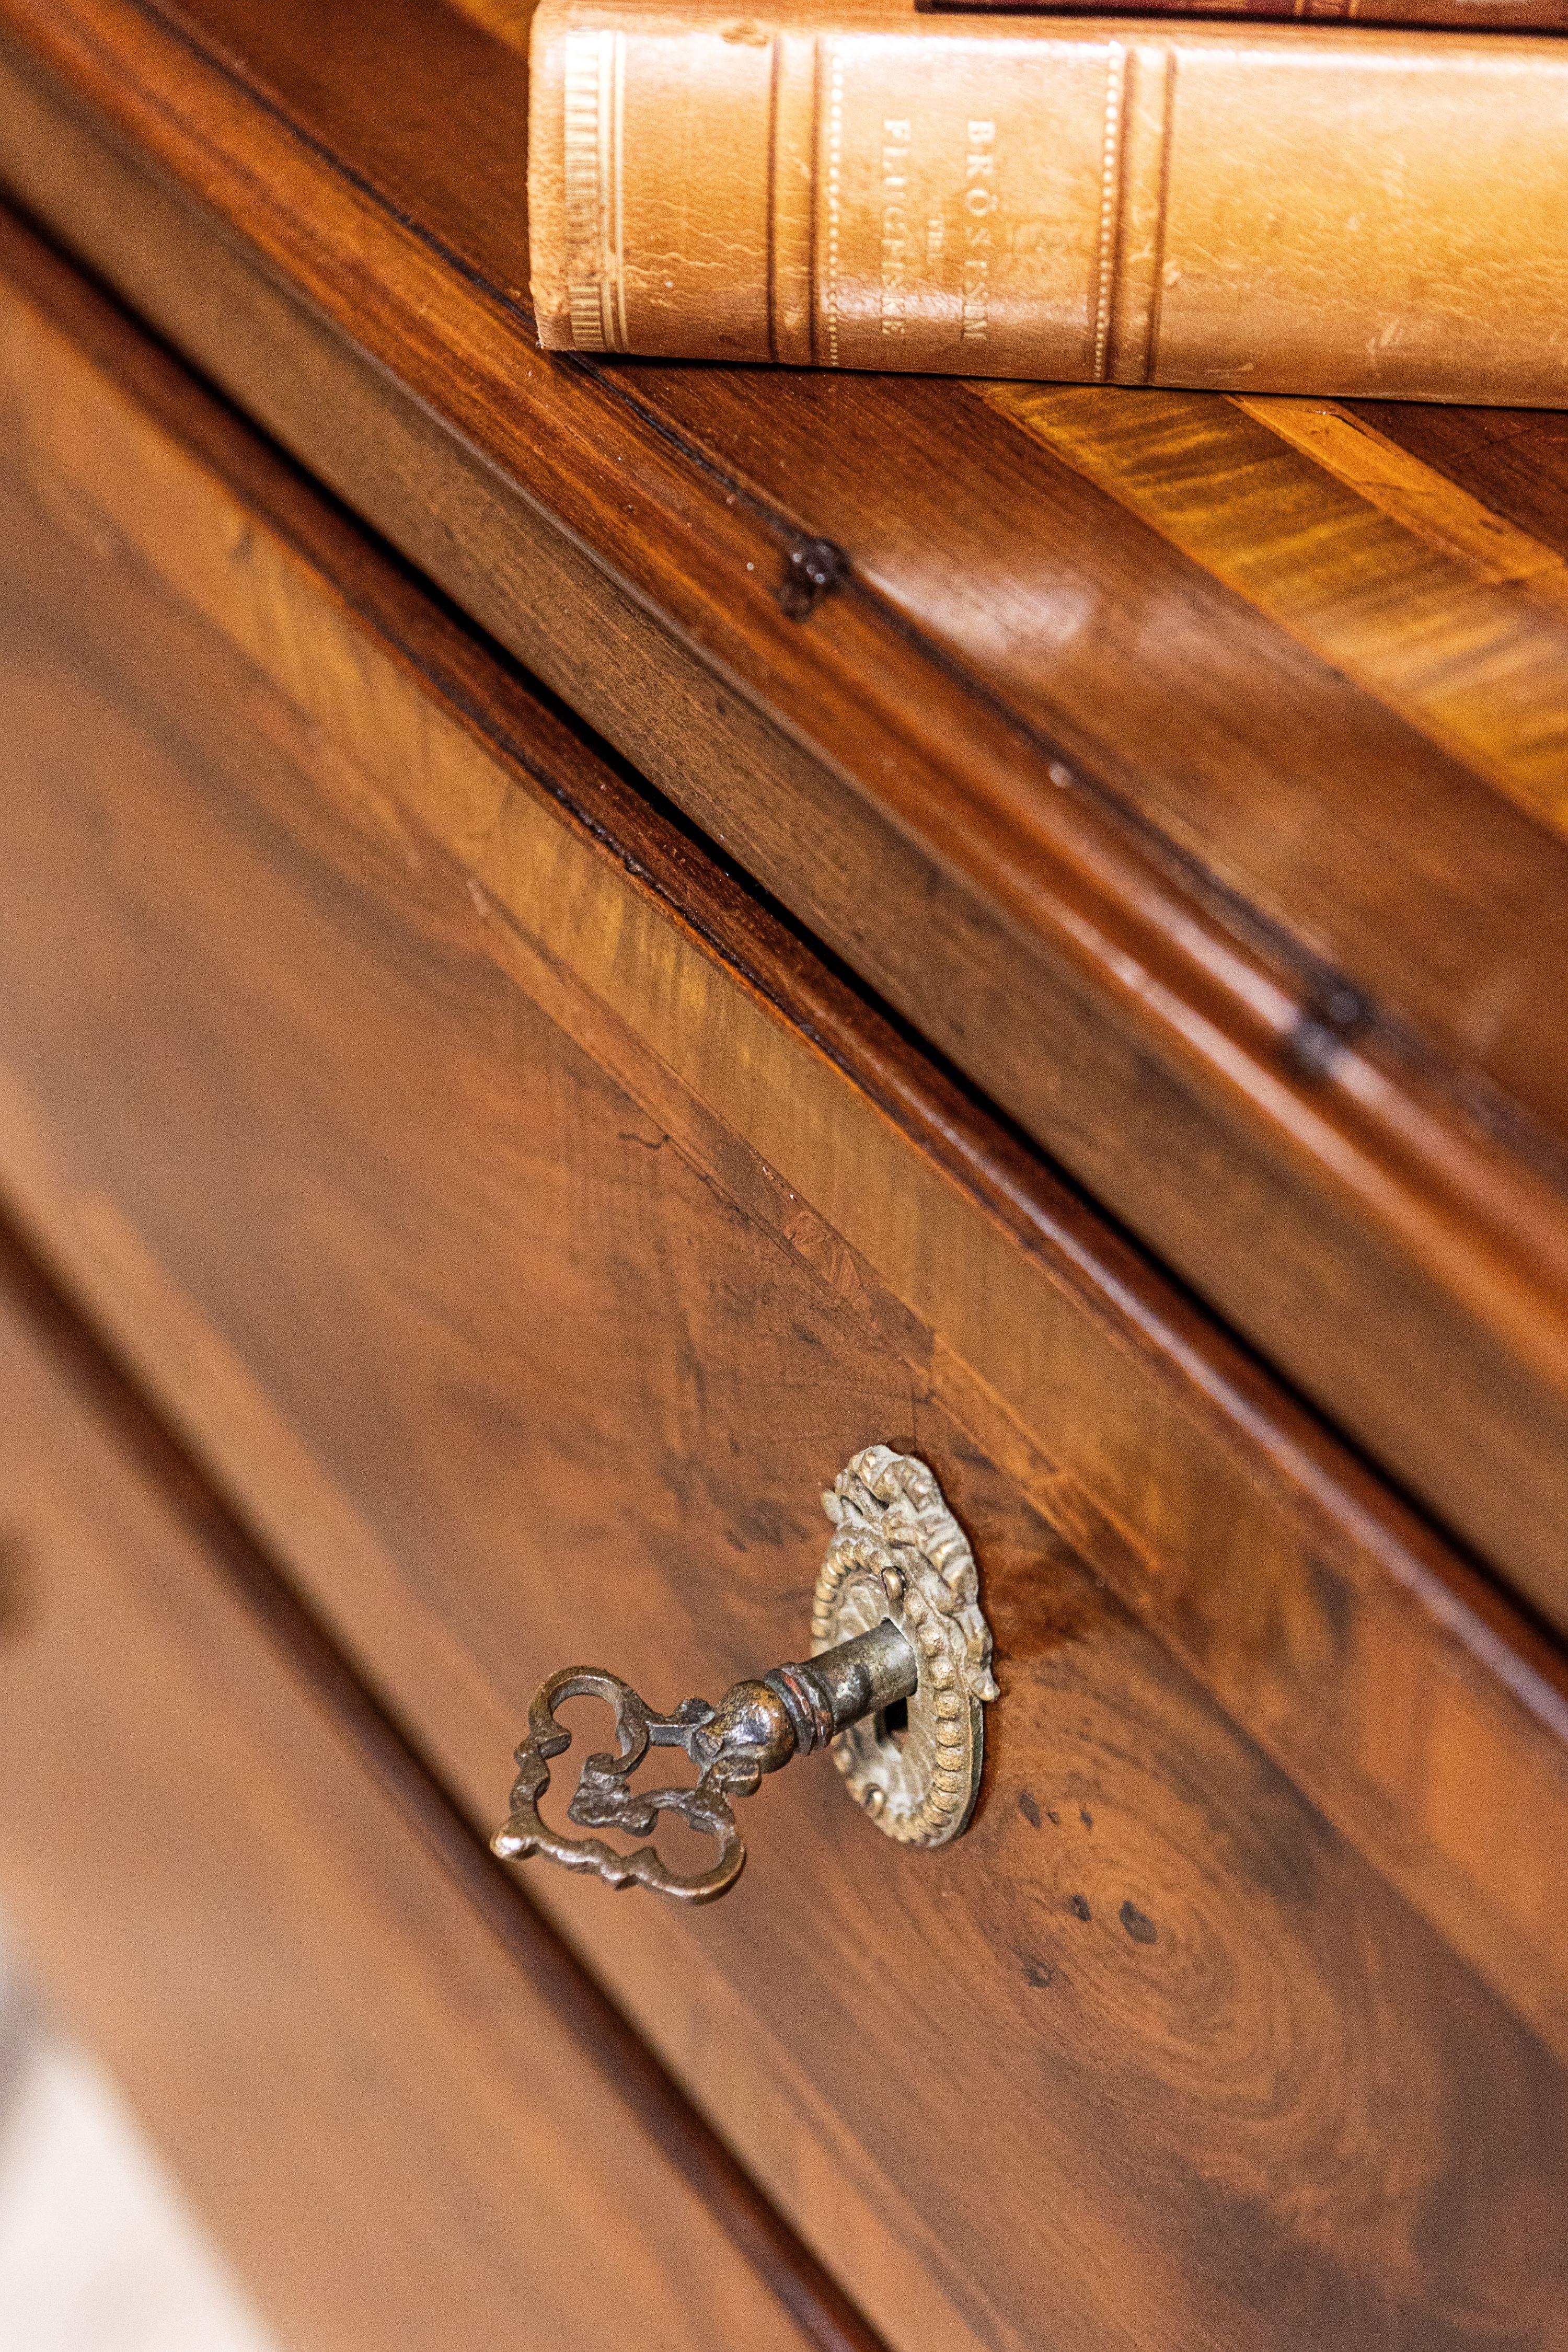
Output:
[
  {"left": 979, "top": 381, "right": 1568, "bottom": 833},
  {"left": 1235, "top": 397, "right": 1568, "bottom": 602}
]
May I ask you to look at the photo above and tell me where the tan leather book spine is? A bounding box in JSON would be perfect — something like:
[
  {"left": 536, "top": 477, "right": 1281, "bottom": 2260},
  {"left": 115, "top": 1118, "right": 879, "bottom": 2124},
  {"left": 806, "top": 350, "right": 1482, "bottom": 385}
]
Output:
[
  {"left": 927, "top": 0, "right": 1568, "bottom": 26},
  {"left": 528, "top": 1, "right": 1568, "bottom": 403}
]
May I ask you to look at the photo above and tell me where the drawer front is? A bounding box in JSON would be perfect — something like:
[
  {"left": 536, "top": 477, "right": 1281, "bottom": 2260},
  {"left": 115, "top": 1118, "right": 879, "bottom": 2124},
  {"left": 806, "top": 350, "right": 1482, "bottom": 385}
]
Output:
[
  {"left": 0, "top": 1247, "right": 835, "bottom": 2352},
  {"left": 4, "top": 212, "right": 1568, "bottom": 2350}
]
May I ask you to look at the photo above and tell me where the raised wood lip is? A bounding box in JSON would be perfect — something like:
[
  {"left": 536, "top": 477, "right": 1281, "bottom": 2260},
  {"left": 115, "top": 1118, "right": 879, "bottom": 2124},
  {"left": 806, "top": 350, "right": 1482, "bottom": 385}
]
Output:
[{"left": 4, "top": 0, "right": 1568, "bottom": 1613}]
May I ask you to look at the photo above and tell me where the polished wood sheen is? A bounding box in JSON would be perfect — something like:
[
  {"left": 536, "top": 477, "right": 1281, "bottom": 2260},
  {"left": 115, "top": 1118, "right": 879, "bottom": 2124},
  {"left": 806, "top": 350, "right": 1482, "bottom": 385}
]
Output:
[
  {"left": 2, "top": 0, "right": 1568, "bottom": 1619},
  {"left": 0, "top": 1241, "right": 863, "bottom": 2352},
  {"left": 1, "top": 204, "right": 1566, "bottom": 2351}
]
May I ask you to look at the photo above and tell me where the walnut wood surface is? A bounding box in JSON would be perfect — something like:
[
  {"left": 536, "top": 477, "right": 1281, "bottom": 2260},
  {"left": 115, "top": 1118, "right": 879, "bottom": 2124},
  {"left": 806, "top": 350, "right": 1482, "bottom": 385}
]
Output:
[
  {"left": 0, "top": 1251, "right": 870, "bottom": 2352},
  {"left": 1, "top": 0, "right": 1567, "bottom": 1623},
  {"left": 3, "top": 202, "right": 1567, "bottom": 2351}
]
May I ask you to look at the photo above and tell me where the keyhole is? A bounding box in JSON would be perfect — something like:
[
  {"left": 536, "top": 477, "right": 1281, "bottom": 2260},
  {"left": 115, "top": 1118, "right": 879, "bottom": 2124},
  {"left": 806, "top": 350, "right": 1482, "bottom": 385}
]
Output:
[{"left": 877, "top": 1697, "right": 909, "bottom": 1749}]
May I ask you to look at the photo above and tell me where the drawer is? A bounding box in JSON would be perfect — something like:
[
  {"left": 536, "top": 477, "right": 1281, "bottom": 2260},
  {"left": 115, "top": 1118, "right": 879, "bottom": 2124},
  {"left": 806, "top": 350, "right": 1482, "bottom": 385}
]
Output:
[
  {"left": 0, "top": 1239, "right": 844, "bottom": 2352},
  {"left": 4, "top": 208, "right": 1568, "bottom": 2350}
]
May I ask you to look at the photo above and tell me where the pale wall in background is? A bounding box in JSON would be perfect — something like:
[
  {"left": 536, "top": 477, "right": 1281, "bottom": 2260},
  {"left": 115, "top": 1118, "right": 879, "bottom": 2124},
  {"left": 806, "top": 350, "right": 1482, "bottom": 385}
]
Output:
[{"left": 0, "top": 1943, "right": 276, "bottom": 2352}]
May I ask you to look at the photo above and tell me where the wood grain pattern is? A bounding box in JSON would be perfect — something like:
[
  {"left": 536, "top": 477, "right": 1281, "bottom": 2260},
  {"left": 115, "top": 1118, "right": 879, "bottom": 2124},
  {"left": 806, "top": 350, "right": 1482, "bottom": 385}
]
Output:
[
  {"left": 2, "top": 199, "right": 1567, "bottom": 2351},
  {"left": 0, "top": 1246, "right": 860, "bottom": 2352},
  {"left": 2, "top": 0, "right": 1568, "bottom": 1621},
  {"left": 981, "top": 382, "right": 1568, "bottom": 823}
]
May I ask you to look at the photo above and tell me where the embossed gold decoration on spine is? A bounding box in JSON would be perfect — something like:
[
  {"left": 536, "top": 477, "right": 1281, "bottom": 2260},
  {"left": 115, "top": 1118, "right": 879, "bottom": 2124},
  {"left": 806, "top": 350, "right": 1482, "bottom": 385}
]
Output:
[{"left": 561, "top": 27, "right": 627, "bottom": 352}]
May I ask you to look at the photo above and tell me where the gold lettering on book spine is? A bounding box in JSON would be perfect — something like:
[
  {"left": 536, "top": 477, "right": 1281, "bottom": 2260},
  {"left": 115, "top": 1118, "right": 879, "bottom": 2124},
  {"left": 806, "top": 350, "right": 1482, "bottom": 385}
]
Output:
[
  {"left": 562, "top": 29, "right": 628, "bottom": 353},
  {"left": 962, "top": 119, "right": 995, "bottom": 347}
]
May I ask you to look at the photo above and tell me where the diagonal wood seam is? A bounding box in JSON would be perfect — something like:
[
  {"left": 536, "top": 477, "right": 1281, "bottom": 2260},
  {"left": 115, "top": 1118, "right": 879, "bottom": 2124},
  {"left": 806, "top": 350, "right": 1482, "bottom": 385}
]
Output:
[
  {"left": 1237, "top": 396, "right": 1568, "bottom": 601},
  {"left": 979, "top": 378, "right": 1568, "bottom": 830}
]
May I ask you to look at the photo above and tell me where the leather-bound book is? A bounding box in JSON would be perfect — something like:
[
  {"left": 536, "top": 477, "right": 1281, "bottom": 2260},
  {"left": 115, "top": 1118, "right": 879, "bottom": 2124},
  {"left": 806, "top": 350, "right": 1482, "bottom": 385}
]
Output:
[
  {"left": 927, "top": 0, "right": 1568, "bottom": 26},
  {"left": 529, "top": 0, "right": 1568, "bottom": 401}
]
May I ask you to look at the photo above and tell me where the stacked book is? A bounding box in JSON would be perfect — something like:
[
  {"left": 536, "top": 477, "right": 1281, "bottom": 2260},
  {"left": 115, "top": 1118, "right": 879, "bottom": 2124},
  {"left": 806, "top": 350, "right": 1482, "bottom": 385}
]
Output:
[{"left": 528, "top": 0, "right": 1568, "bottom": 402}]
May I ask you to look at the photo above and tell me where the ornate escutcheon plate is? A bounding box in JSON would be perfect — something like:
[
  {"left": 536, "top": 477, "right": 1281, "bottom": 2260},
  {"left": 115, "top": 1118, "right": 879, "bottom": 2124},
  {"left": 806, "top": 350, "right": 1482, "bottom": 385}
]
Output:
[{"left": 813, "top": 1445, "right": 998, "bottom": 1844}]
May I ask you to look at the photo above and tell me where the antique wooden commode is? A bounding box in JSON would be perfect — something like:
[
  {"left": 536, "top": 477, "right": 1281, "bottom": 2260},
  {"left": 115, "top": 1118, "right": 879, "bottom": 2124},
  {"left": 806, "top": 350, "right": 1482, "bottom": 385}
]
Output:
[{"left": 1, "top": 2, "right": 1567, "bottom": 2345}]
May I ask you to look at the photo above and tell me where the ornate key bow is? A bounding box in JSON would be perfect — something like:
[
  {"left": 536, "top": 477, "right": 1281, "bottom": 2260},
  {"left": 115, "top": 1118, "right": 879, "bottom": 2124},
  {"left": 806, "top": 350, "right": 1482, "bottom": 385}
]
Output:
[
  {"left": 491, "top": 1447, "right": 999, "bottom": 1903},
  {"left": 491, "top": 1621, "right": 918, "bottom": 1903}
]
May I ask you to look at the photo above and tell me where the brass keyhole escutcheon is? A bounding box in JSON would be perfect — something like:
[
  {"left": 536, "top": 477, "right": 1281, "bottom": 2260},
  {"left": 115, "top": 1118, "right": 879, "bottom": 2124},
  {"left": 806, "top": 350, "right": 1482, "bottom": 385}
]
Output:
[
  {"left": 812, "top": 1445, "right": 997, "bottom": 1844},
  {"left": 491, "top": 1447, "right": 998, "bottom": 1903}
]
